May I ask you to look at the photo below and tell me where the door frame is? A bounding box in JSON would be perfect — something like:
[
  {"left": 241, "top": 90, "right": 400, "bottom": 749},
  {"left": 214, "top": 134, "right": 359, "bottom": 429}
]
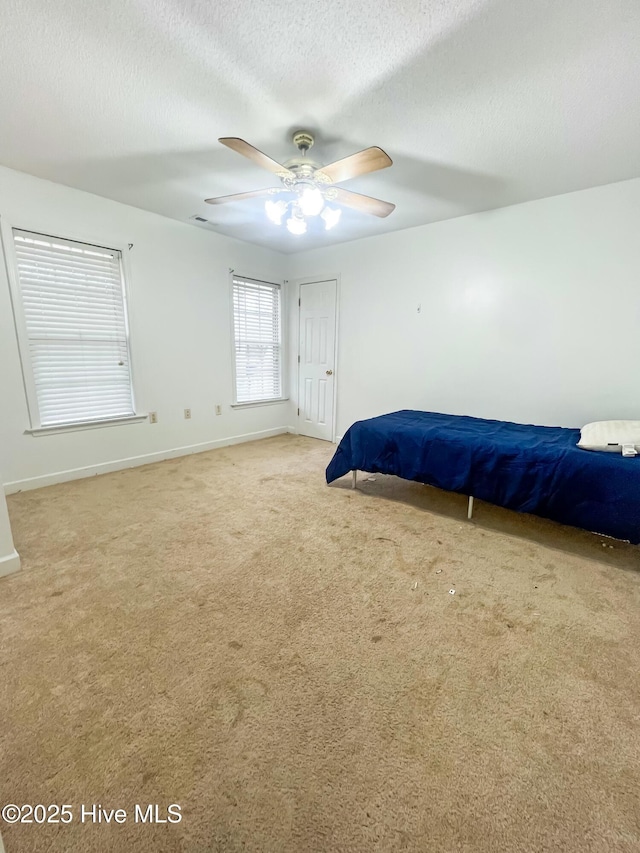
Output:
[{"left": 293, "top": 273, "right": 341, "bottom": 443}]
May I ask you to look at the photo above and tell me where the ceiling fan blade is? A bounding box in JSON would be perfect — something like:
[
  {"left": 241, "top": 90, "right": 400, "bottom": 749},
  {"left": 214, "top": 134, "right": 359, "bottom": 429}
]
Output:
[
  {"left": 331, "top": 187, "right": 395, "bottom": 218},
  {"left": 205, "top": 188, "right": 276, "bottom": 205},
  {"left": 219, "top": 137, "right": 294, "bottom": 178},
  {"left": 315, "top": 147, "right": 392, "bottom": 184}
]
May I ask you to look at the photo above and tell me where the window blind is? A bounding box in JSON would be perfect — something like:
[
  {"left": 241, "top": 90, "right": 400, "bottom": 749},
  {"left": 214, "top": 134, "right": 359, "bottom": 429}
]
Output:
[
  {"left": 232, "top": 277, "right": 282, "bottom": 403},
  {"left": 12, "top": 229, "right": 135, "bottom": 427}
]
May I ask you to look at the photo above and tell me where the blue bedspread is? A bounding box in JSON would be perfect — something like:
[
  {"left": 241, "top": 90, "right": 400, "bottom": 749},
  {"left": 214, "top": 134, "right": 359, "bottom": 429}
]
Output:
[{"left": 326, "top": 410, "right": 640, "bottom": 544}]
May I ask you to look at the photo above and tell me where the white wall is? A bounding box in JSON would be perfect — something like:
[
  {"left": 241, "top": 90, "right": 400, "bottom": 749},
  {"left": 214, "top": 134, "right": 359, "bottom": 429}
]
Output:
[
  {"left": 0, "top": 165, "right": 291, "bottom": 491},
  {"left": 0, "top": 468, "right": 20, "bottom": 576},
  {"left": 288, "top": 178, "right": 640, "bottom": 436}
]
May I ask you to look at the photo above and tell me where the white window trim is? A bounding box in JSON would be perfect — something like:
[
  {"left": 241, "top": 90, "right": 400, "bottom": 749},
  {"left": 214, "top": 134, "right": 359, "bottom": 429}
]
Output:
[
  {"left": 230, "top": 398, "right": 289, "bottom": 409},
  {"left": 25, "top": 414, "right": 149, "bottom": 437},
  {"left": 229, "top": 270, "right": 287, "bottom": 408},
  {"left": 0, "top": 217, "right": 142, "bottom": 432}
]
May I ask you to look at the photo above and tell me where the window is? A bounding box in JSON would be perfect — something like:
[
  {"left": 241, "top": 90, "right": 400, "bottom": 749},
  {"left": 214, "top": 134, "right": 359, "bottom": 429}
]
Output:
[
  {"left": 232, "top": 276, "right": 282, "bottom": 404},
  {"left": 11, "top": 229, "right": 135, "bottom": 428}
]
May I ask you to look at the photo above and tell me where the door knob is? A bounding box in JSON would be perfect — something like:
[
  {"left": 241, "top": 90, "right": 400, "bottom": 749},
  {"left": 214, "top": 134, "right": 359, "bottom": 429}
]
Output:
[{"left": 326, "top": 369, "right": 333, "bottom": 376}]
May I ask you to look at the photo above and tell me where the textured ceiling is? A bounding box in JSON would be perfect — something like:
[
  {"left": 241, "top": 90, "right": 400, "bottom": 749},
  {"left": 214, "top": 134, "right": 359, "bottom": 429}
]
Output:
[{"left": 1, "top": 0, "right": 639, "bottom": 253}]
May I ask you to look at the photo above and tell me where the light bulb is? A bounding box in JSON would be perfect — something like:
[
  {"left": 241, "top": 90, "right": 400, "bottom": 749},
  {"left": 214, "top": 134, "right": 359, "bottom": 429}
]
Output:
[
  {"left": 298, "top": 185, "right": 324, "bottom": 217},
  {"left": 320, "top": 206, "right": 341, "bottom": 230},
  {"left": 265, "top": 199, "right": 287, "bottom": 225},
  {"left": 286, "top": 216, "right": 307, "bottom": 235}
]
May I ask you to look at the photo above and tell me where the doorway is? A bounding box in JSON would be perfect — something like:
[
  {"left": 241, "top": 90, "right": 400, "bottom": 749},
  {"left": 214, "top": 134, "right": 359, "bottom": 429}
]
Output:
[{"left": 297, "top": 279, "right": 337, "bottom": 441}]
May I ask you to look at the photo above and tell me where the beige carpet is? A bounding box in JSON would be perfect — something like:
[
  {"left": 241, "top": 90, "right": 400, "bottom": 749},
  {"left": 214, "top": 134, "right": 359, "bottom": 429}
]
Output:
[{"left": 1, "top": 434, "right": 640, "bottom": 853}]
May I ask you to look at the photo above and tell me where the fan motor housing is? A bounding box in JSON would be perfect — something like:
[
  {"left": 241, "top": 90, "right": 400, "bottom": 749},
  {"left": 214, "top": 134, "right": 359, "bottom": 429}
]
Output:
[{"left": 283, "top": 158, "right": 318, "bottom": 177}]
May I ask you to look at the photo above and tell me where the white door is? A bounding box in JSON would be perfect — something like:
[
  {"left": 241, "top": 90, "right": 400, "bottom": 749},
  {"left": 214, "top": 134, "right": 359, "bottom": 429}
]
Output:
[{"left": 297, "top": 279, "right": 337, "bottom": 441}]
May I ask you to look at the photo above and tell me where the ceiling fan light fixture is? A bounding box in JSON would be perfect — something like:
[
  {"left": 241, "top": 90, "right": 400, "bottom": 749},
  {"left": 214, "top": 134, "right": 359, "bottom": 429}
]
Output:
[
  {"left": 297, "top": 183, "right": 325, "bottom": 217},
  {"left": 286, "top": 215, "right": 307, "bottom": 236},
  {"left": 265, "top": 199, "right": 287, "bottom": 225},
  {"left": 209, "top": 132, "right": 395, "bottom": 237},
  {"left": 321, "top": 206, "right": 341, "bottom": 230}
]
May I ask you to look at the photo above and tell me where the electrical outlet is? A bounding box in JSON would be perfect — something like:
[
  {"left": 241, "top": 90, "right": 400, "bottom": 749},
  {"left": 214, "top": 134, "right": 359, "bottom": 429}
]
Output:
[
  {"left": 184, "top": 408, "right": 191, "bottom": 419},
  {"left": 215, "top": 404, "right": 222, "bottom": 416},
  {"left": 149, "top": 411, "right": 158, "bottom": 424}
]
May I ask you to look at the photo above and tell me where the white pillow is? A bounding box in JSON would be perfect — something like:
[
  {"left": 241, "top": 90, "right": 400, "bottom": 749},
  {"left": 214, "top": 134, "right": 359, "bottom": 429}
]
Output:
[{"left": 578, "top": 420, "right": 640, "bottom": 456}]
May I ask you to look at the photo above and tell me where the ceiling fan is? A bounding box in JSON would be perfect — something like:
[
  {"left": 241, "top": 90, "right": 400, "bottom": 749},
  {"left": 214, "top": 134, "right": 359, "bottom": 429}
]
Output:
[{"left": 205, "top": 131, "right": 395, "bottom": 234}]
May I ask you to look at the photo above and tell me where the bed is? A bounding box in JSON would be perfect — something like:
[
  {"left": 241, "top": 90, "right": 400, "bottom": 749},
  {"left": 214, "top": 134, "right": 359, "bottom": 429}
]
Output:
[{"left": 325, "top": 410, "right": 640, "bottom": 544}]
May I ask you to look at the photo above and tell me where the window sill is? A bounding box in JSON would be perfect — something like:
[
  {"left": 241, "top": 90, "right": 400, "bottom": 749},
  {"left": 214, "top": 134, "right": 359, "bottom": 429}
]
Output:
[
  {"left": 25, "top": 414, "right": 148, "bottom": 437},
  {"left": 231, "top": 398, "right": 290, "bottom": 410}
]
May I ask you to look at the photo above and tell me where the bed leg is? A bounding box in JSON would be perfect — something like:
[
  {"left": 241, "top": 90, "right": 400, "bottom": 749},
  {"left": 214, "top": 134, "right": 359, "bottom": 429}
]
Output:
[
  {"left": 352, "top": 470, "right": 357, "bottom": 490},
  {"left": 467, "top": 495, "right": 474, "bottom": 520}
]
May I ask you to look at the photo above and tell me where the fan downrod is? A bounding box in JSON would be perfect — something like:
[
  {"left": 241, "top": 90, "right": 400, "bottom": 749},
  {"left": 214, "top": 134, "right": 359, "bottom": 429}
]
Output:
[{"left": 292, "top": 131, "right": 314, "bottom": 154}]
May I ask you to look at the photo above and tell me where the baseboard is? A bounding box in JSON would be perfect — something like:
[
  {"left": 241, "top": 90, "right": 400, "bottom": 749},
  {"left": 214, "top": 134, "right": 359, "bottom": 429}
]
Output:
[
  {"left": 0, "top": 549, "right": 21, "bottom": 577},
  {"left": 4, "top": 427, "right": 294, "bottom": 494}
]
